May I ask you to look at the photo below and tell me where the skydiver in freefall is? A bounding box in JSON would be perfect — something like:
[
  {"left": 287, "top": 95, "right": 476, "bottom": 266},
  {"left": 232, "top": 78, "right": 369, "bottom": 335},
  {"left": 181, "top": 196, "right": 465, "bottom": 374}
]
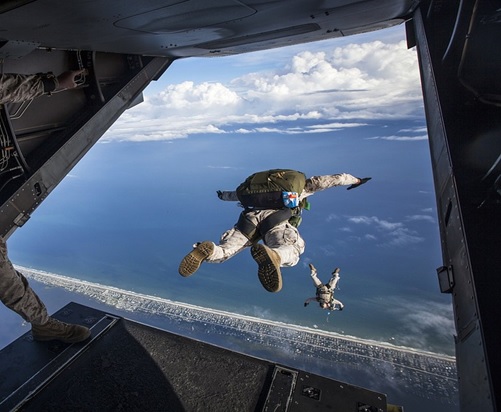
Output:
[
  {"left": 304, "top": 264, "right": 344, "bottom": 311},
  {"left": 179, "top": 169, "right": 370, "bottom": 293}
]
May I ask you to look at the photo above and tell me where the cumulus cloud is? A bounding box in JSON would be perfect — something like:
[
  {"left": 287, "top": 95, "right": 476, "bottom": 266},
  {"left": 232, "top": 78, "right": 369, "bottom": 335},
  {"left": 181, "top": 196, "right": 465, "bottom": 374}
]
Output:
[
  {"left": 102, "top": 36, "right": 423, "bottom": 142},
  {"left": 152, "top": 81, "right": 241, "bottom": 110},
  {"left": 235, "top": 40, "right": 421, "bottom": 118}
]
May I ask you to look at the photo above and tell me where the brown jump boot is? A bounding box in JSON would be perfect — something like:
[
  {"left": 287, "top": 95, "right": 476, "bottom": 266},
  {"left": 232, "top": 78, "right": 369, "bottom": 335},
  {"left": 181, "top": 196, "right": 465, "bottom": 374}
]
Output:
[
  {"left": 250, "top": 244, "right": 282, "bottom": 292},
  {"left": 32, "top": 317, "right": 91, "bottom": 343},
  {"left": 179, "top": 241, "right": 215, "bottom": 277}
]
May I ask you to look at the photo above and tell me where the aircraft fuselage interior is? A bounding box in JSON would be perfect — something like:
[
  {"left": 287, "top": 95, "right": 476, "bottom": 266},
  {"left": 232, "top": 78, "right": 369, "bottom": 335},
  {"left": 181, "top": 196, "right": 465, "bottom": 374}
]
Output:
[{"left": 1, "top": 1, "right": 500, "bottom": 411}]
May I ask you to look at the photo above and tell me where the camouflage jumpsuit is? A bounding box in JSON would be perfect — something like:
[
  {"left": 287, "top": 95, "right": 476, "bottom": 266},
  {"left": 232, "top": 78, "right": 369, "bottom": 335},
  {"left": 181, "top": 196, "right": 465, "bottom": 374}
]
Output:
[
  {"left": 304, "top": 265, "right": 344, "bottom": 310},
  {"left": 0, "top": 237, "right": 49, "bottom": 324},
  {"left": 0, "top": 73, "right": 56, "bottom": 324},
  {"left": 0, "top": 73, "right": 55, "bottom": 104},
  {"left": 210, "top": 173, "right": 360, "bottom": 267}
]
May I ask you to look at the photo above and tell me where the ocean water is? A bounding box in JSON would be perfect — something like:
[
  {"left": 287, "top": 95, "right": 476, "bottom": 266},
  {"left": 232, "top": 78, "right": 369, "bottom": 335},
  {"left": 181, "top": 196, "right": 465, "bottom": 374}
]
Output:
[{"left": 6, "top": 121, "right": 456, "bottom": 356}]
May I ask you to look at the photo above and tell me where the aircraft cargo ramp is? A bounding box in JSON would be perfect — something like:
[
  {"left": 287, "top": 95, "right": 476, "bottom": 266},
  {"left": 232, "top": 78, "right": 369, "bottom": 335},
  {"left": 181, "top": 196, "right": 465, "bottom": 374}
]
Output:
[{"left": 0, "top": 302, "right": 393, "bottom": 412}]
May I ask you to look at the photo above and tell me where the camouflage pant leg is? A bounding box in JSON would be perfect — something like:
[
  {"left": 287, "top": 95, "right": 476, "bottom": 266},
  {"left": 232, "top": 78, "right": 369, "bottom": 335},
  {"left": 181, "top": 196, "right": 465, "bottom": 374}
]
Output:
[
  {"left": 264, "top": 222, "right": 305, "bottom": 267},
  {"left": 310, "top": 273, "right": 322, "bottom": 288},
  {"left": 208, "top": 227, "right": 252, "bottom": 263},
  {"left": 327, "top": 274, "right": 340, "bottom": 289},
  {"left": 0, "top": 237, "right": 49, "bottom": 325}
]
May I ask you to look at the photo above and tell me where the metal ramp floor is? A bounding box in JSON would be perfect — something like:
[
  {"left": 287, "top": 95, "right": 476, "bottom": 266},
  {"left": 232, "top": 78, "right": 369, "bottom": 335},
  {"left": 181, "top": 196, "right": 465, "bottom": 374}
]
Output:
[{"left": 0, "top": 302, "right": 390, "bottom": 411}]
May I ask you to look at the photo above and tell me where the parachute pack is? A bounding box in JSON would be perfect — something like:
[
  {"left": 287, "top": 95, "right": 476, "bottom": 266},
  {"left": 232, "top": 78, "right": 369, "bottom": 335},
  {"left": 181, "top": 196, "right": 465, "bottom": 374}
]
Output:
[
  {"left": 236, "top": 169, "right": 307, "bottom": 210},
  {"left": 235, "top": 169, "right": 310, "bottom": 241}
]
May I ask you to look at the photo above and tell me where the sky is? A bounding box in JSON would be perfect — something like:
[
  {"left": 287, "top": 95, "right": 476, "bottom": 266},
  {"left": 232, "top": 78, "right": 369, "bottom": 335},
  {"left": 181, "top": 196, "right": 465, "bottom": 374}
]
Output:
[
  {"left": 104, "top": 26, "right": 423, "bottom": 143},
  {"left": 2, "top": 24, "right": 456, "bottom": 358}
]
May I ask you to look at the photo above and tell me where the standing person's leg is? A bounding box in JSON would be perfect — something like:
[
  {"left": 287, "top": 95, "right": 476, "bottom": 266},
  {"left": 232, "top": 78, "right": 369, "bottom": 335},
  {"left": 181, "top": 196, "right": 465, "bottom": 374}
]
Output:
[
  {"left": 1, "top": 237, "right": 90, "bottom": 343},
  {"left": 0, "top": 237, "right": 49, "bottom": 325}
]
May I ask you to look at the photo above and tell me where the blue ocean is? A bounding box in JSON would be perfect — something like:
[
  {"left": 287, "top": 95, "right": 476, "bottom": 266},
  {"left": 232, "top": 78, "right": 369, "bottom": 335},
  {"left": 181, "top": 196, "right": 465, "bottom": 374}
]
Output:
[{"left": 6, "top": 118, "right": 455, "bottom": 356}]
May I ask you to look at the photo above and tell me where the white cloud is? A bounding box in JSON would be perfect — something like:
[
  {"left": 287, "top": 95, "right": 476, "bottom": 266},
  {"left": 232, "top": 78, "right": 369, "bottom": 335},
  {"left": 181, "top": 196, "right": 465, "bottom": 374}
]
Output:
[
  {"left": 326, "top": 213, "right": 340, "bottom": 222},
  {"left": 347, "top": 215, "right": 424, "bottom": 247},
  {"left": 236, "top": 40, "right": 421, "bottom": 115},
  {"left": 207, "top": 165, "right": 241, "bottom": 170},
  {"left": 308, "top": 122, "right": 367, "bottom": 129},
  {"left": 319, "top": 245, "right": 338, "bottom": 257},
  {"left": 102, "top": 34, "right": 423, "bottom": 142},
  {"left": 367, "top": 134, "right": 428, "bottom": 141},
  {"left": 339, "top": 227, "right": 352, "bottom": 232},
  {"left": 348, "top": 215, "right": 402, "bottom": 230},
  {"left": 381, "top": 298, "right": 455, "bottom": 352},
  {"left": 234, "top": 128, "right": 253, "bottom": 134},
  {"left": 152, "top": 81, "right": 241, "bottom": 110},
  {"left": 398, "top": 127, "right": 428, "bottom": 133},
  {"left": 386, "top": 227, "right": 424, "bottom": 246},
  {"left": 406, "top": 214, "right": 435, "bottom": 223}
]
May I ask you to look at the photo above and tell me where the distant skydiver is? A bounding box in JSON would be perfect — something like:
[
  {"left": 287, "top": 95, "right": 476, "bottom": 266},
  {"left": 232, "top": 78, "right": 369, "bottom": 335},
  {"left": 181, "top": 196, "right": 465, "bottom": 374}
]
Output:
[
  {"left": 179, "top": 169, "right": 370, "bottom": 293},
  {"left": 304, "top": 264, "right": 344, "bottom": 311},
  {"left": 0, "top": 70, "right": 91, "bottom": 343}
]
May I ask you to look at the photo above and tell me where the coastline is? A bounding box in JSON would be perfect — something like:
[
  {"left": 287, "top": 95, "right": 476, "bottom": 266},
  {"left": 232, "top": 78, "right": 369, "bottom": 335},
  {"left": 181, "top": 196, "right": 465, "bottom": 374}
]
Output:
[{"left": 16, "top": 264, "right": 456, "bottom": 362}]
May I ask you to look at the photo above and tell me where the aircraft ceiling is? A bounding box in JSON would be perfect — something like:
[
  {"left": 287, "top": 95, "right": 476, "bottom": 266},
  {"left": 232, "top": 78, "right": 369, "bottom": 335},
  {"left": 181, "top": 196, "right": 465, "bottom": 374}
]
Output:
[{"left": 0, "top": 0, "right": 416, "bottom": 59}]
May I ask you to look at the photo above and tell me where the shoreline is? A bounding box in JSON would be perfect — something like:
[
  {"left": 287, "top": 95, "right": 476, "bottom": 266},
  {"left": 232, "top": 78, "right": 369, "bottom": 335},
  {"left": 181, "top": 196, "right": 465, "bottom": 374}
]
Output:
[{"left": 16, "top": 264, "right": 456, "bottom": 362}]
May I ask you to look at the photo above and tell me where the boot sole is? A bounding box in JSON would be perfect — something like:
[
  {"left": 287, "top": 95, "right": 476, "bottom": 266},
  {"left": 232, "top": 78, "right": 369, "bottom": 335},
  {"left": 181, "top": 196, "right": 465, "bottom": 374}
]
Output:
[
  {"left": 179, "top": 242, "right": 214, "bottom": 277},
  {"left": 251, "top": 244, "right": 282, "bottom": 293}
]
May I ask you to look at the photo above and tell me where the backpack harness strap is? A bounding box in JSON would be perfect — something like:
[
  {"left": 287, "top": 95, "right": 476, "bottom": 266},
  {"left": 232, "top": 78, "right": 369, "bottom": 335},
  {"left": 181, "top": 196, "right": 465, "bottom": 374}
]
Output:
[
  {"left": 236, "top": 208, "right": 298, "bottom": 242},
  {"left": 234, "top": 169, "right": 309, "bottom": 241},
  {"left": 316, "top": 285, "right": 333, "bottom": 303}
]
